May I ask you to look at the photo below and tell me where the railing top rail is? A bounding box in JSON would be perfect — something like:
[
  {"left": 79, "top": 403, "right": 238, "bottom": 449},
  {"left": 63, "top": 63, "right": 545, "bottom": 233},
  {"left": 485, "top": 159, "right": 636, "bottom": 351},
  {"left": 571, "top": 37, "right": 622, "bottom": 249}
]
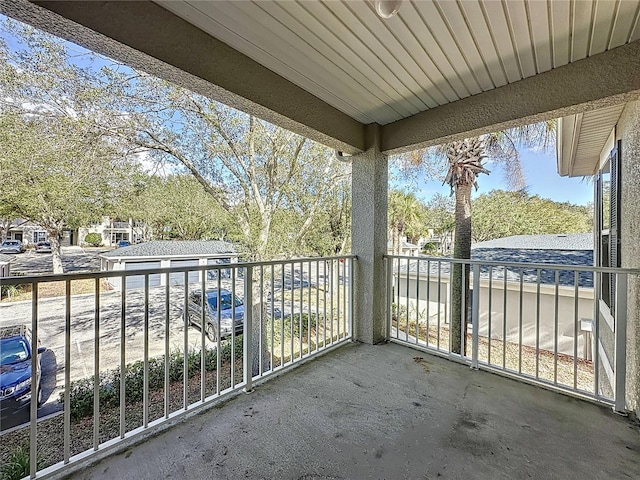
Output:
[
  {"left": 0, "top": 255, "right": 356, "bottom": 285},
  {"left": 384, "top": 254, "right": 640, "bottom": 275}
]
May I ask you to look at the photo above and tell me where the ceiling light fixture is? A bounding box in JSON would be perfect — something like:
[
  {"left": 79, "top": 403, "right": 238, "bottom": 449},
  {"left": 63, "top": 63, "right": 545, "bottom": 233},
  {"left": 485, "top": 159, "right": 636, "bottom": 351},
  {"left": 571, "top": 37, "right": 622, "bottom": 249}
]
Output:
[{"left": 374, "top": 0, "right": 403, "bottom": 19}]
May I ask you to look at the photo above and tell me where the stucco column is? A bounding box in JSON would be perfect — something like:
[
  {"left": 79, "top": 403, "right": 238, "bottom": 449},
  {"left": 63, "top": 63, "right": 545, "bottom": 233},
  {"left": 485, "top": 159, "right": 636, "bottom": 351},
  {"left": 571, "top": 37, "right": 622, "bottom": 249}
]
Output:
[
  {"left": 619, "top": 100, "right": 640, "bottom": 416},
  {"left": 352, "top": 124, "right": 387, "bottom": 344}
]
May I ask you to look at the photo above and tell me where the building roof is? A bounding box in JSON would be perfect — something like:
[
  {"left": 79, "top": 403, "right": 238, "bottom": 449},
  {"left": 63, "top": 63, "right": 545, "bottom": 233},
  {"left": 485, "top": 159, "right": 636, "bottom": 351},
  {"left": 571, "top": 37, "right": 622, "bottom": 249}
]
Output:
[
  {"left": 399, "top": 233, "right": 595, "bottom": 287},
  {"left": 472, "top": 233, "right": 593, "bottom": 251},
  {"left": 100, "top": 240, "right": 236, "bottom": 260}
]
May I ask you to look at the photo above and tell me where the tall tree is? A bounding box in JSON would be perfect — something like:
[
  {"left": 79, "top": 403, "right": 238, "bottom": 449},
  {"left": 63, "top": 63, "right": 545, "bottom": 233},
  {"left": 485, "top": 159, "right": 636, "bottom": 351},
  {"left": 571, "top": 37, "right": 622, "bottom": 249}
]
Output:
[
  {"left": 403, "top": 125, "right": 555, "bottom": 354},
  {"left": 472, "top": 190, "right": 592, "bottom": 242},
  {"left": 388, "top": 191, "right": 425, "bottom": 255},
  {"left": 0, "top": 113, "right": 139, "bottom": 273}
]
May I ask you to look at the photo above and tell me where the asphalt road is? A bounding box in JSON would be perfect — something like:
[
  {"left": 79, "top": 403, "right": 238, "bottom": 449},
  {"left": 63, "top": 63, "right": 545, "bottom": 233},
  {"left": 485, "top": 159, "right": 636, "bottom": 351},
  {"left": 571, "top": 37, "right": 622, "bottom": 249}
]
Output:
[{"left": 7, "top": 246, "right": 107, "bottom": 276}]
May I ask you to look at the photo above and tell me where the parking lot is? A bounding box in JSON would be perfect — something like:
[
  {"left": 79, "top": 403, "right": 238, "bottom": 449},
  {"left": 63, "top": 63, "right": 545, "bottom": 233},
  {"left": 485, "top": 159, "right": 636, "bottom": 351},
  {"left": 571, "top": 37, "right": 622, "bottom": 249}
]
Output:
[{"left": 7, "top": 246, "right": 107, "bottom": 276}]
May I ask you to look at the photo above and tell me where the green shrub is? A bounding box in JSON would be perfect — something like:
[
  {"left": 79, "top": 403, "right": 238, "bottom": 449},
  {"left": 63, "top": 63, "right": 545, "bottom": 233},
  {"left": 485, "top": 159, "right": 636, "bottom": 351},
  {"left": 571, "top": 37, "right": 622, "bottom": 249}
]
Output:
[
  {"left": 0, "top": 446, "right": 42, "bottom": 480},
  {"left": 84, "top": 232, "right": 102, "bottom": 247},
  {"left": 270, "top": 313, "right": 319, "bottom": 342},
  {"left": 64, "top": 335, "right": 244, "bottom": 420}
]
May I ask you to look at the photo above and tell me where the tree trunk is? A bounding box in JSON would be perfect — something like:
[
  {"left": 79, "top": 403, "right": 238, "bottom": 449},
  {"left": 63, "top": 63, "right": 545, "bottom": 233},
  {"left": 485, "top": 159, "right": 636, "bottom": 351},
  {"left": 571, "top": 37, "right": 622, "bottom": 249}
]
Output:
[
  {"left": 451, "top": 183, "right": 472, "bottom": 355},
  {"left": 49, "top": 233, "right": 64, "bottom": 274}
]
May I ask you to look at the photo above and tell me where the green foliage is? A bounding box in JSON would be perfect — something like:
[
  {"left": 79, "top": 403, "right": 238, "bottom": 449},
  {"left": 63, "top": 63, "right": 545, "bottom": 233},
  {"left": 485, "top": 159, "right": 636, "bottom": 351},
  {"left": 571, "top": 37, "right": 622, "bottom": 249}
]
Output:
[
  {"left": 471, "top": 190, "right": 592, "bottom": 242},
  {"left": 63, "top": 336, "right": 244, "bottom": 420},
  {"left": 84, "top": 232, "right": 102, "bottom": 247},
  {"left": 0, "top": 446, "right": 41, "bottom": 480},
  {"left": 270, "top": 313, "right": 319, "bottom": 342},
  {"left": 125, "top": 174, "right": 235, "bottom": 241}
]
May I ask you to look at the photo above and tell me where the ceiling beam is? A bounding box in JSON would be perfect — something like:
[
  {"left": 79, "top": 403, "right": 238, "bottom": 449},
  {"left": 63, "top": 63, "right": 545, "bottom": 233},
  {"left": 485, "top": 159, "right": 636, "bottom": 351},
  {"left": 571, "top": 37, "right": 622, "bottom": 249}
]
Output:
[
  {"left": 1, "top": 0, "right": 365, "bottom": 153},
  {"left": 381, "top": 40, "right": 640, "bottom": 155}
]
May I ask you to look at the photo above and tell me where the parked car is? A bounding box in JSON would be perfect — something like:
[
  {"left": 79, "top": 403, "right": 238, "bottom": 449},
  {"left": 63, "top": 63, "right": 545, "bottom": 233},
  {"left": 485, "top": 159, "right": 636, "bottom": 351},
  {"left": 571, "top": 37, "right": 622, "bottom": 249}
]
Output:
[
  {"left": 116, "top": 240, "right": 131, "bottom": 248},
  {"left": 186, "top": 289, "right": 244, "bottom": 342},
  {"left": 0, "top": 240, "right": 25, "bottom": 254},
  {"left": 0, "top": 325, "right": 46, "bottom": 421},
  {"left": 35, "top": 241, "right": 52, "bottom": 253}
]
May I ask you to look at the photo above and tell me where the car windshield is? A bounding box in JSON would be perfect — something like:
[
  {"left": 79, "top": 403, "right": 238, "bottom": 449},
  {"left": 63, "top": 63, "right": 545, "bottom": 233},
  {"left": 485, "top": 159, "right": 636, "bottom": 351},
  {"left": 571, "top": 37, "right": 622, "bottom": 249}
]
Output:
[
  {"left": 0, "top": 338, "right": 30, "bottom": 365},
  {"left": 207, "top": 292, "right": 241, "bottom": 311},
  {"left": 4, "top": 241, "right": 18, "bottom": 246}
]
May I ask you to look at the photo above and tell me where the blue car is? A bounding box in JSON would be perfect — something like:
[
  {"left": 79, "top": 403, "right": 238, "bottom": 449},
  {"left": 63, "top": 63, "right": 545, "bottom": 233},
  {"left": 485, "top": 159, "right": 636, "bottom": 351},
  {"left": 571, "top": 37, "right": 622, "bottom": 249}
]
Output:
[
  {"left": 186, "top": 289, "right": 244, "bottom": 342},
  {"left": 0, "top": 326, "right": 46, "bottom": 421}
]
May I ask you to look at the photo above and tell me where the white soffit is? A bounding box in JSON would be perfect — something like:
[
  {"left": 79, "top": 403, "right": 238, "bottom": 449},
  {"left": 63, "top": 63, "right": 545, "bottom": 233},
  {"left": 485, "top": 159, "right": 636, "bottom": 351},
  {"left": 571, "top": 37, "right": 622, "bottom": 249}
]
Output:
[
  {"left": 557, "top": 104, "right": 625, "bottom": 177},
  {"left": 155, "top": 0, "right": 640, "bottom": 125}
]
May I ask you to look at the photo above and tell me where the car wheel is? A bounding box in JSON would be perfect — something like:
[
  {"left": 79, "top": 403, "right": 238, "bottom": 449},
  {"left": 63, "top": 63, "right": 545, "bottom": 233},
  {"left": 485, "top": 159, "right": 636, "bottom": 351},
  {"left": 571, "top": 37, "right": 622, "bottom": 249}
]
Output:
[
  {"left": 205, "top": 323, "right": 217, "bottom": 342},
  {"left": 37, "top": 384, "right": 43, "bottom": 407},
  {"left": 188, "top": 312, "right": 199, "bottom": 326}
]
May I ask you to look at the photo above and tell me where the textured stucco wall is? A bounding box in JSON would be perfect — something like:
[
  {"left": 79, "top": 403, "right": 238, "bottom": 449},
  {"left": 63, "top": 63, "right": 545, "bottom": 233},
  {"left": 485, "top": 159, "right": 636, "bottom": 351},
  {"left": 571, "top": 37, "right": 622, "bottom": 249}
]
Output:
[
  {"left": 352, "top": 125, "right": 387, "bottom": 344},
  {"left": 618, "top": 100, "right": 640, "bottom": 415}
]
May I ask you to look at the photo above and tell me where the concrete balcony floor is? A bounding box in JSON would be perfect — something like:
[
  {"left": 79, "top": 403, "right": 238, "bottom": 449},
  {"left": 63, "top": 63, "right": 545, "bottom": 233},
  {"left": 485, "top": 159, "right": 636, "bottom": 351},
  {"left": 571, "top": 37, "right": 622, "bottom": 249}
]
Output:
[{"left": 75, "top": 342, "right": 640, "bottom": 480}]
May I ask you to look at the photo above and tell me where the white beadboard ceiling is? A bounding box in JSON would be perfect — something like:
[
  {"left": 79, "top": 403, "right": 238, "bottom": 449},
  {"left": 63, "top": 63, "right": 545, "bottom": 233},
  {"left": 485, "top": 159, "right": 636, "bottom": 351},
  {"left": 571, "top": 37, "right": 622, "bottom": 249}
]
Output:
[{"left": 156, "top": 0, "right": 640, "bottom": 125}]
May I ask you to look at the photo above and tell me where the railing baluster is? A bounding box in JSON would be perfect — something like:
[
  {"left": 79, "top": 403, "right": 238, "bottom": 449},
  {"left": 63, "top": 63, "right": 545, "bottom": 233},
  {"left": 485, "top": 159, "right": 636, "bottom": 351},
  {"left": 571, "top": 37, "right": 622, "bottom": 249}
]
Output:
[
  {"left": 244, "top": 266, "right": 253, "bottom": 393},
  {"left": 614, "top": 273, "right": 628, "bottom": 413},
  {"left": 502, "top": 272, "right": 507, "bottom": 370},
  {"left": 64, "top": 279, "right": 71, "bottom": 463},
  {"left": 405, "top": 257, "right": 410, "bottom": 342},
  {"left": 461, "top": 262, "right": 466, "bottom": 357},
  {"left": 281, "top": 264, "right": 285, "bottom": 362},
  {"left": 518, "top": 268, "right": 523, "bottom": 374},
  {"left": 201, "top": 269, "right": 206, "bottom": 402},
  {"left": 426, "top": 260, "right": 431, "bottom": 347},
  {"left": 396, "top": 256, "right": 401, "bottom": 340},
  {"left": 471, "top": 264, "right": 480, "bottom": 369},
  {"left": 416, "top": 258, "right": 421, "bottom": 345},
  {"left": 260, "top": 265, "right": 264, "bottom": 374},
  {"left": 437, "top": 261, "right": 442, "bottom": 350},
  {"left": 231, "top": 267, "right": 236, "bottom": 386},
  {"left": 488, "top": 266, "right": 492, "bottom": 365},
  {"left": 330, "top": 260, "right": 334, "bottom": 345},
  {"left": 217, "top": 272, "right": 222, "bottom": 395},
  {"left": 30, "top": 282, "right": 38, "bottom": 479},
  {"left": 554, "top": 270, "right": 560, "bottom": 385},
  {"left": 300, "top": 261, "right": 304, "bottom": 358},
  {"left": 120, "top": 277, "right": 126, "bottom": 438},
  {"left": 183, "top": 271, "right": 189, "bottom": 409},
  {"left": 143, "top": 274, "right": 149, "bottom": 428},
  {"left": 291, "top": 262, "right": 296, "bottom": 358},
  {"left": 308, "top": 260, "right": 312, "bottom": 353},
  {"left": 535, "top": 269, "right": 541, "bottom": 379},
  {"left": 386, "top": 257, "right": 392, "bottom": 340},
  {"left": 93, "top": 277, "right": 100, "bottom": 451},
  {"left": 348, "top": 258, "right": 354, "bottom": 339},
  {"left": 164, "top": 272, "right": 170, "bottom": 419},
  {"left": 316, "top": 260, "right": 320, "bottom": 348},
  {"left": 270, "top": 264, "right": 275, "bottom": 369},
  {"left": 574, "top": 271, "right": 579, "bottom": 390}
]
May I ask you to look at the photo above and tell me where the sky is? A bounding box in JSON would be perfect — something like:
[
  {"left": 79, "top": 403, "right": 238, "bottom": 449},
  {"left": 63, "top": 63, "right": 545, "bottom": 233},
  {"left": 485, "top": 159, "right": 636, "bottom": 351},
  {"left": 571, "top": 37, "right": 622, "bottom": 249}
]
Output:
[{"left": 392, "top": 147, "right": 593, "bottom": 206}]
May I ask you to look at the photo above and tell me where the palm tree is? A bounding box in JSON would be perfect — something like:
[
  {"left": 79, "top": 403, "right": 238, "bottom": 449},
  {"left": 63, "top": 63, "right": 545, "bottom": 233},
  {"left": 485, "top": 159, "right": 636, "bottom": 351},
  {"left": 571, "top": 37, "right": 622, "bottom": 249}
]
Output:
[
  {"left": 388, "top": 191, "right": 424, "bottom": 256},
  {"left": 406, "top": 123, "right": 555, "bottom": 354}
]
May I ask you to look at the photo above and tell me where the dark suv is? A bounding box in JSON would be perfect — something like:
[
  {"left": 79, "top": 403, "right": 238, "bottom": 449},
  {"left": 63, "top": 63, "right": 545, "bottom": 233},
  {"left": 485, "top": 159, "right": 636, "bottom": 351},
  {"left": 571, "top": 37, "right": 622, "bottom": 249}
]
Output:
[
  {"left": 186, "top": 289, "right": 244, "bottom": 342},
  {"left": 0, "top": 326, "right": 46, "bottom": 421}
]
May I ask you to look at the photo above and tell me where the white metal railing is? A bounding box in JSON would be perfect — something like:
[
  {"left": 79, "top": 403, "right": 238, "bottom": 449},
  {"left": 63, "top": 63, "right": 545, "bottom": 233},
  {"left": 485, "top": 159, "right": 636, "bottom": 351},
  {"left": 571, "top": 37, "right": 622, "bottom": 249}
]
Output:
[
  {"left": 0, "top": 256, "right": 353, "bottom": 478},
  {"left": 385, "top": 255, "right": 637, "bottom": 411}
]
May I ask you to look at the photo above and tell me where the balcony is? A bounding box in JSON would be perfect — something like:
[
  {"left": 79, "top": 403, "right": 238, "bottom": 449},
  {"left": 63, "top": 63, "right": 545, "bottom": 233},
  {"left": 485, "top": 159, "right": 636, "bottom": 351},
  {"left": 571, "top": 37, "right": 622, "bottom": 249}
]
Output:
[{"left": 1, "top": 256, "right": 639, "bottom": 479}]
